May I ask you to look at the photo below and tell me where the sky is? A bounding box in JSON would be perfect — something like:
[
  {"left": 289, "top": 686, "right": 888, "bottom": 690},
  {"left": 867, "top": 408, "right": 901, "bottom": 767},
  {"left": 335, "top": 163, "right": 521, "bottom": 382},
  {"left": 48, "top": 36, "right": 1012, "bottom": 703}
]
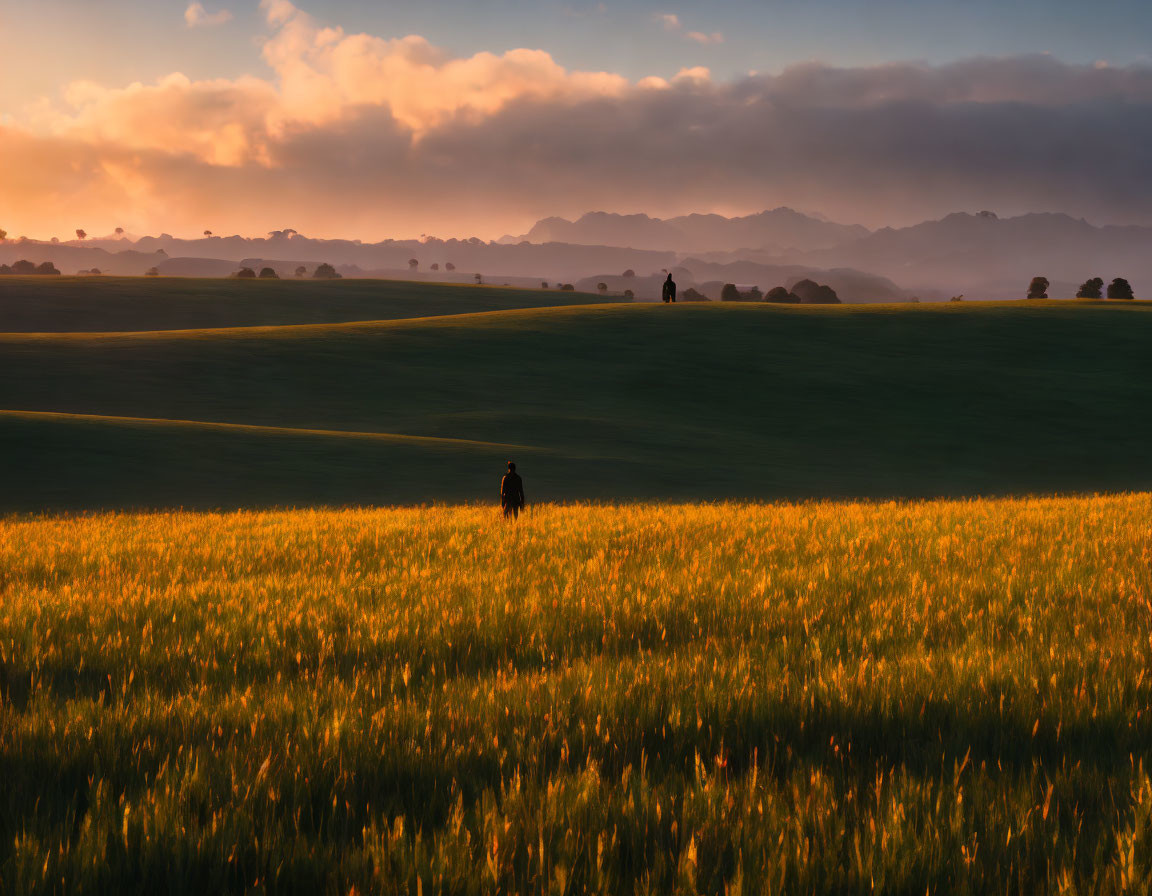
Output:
[{"left": 2, "top": 0, "right": 1152, "bottom": 239}]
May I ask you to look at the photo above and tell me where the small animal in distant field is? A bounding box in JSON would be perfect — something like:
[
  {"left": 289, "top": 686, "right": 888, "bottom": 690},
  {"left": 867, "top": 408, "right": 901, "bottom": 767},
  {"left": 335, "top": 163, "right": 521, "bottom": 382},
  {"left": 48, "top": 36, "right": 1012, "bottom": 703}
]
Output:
[
  {"left": 662, "top": 273, "right": 677, "bottom": 303},
  {"left": 501, "top": 462, "right": 525, "bottom": 519}
]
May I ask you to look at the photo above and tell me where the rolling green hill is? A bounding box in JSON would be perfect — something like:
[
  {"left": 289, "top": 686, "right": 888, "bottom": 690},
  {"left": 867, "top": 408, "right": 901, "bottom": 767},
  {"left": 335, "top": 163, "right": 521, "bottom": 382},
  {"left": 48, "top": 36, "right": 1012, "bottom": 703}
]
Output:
[
  {"left": 3, "top": 300, "right": 1151, "bottom": 510},
  {"left": 0, "top": 276, "right": 610, "bottom": 332}
]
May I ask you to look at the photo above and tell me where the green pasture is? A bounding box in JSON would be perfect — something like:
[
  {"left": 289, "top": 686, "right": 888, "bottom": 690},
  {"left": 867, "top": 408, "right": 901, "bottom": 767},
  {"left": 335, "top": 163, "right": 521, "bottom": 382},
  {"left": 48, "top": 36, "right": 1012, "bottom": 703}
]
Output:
[{"left": 2, "top": 298, "right": 1151, "bottom": 510}]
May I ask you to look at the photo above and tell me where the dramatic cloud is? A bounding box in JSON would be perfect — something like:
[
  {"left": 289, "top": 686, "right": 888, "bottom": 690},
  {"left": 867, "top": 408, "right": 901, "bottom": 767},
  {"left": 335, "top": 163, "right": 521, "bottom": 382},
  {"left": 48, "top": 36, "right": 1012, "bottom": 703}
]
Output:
[
  {"left": 5, "top": 0, "right": 1152, "bottom": 239},
  {"left": 184, "top": 3, "right": 233, "bottom": 28}
]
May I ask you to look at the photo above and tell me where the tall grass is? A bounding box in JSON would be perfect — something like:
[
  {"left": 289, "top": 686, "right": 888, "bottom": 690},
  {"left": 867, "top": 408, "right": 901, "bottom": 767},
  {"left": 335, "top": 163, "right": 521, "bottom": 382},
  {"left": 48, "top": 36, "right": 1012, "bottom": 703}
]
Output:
[{"left": 3, "top": 495, "right": 1151, "bottom": 893}]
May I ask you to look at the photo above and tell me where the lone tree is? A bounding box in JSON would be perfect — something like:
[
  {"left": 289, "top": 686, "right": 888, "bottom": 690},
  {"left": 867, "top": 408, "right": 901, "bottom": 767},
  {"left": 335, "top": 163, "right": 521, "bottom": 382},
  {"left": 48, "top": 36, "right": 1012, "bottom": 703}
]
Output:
[
  {"left": 623, "top": 289, "right": 634, "bottom": 299},
  {"left": 622, "top": 269, "right": 635, "bottom": 278},
  {"left": 75, "top": 229, "right": 86, "bottom": 241},
  {"left": 475, "top": 273, "right": 483, "bottom": 284},
  {"left": 0, "top": 229, "right": 7, "bottom": 241},
  {"left": 1027, "top": 277, "right": 1049, "bottom": 299},
  {"left": 541, "top": 281, "right": 549, "bottom": 289},
  {"left": 445, "top": 262, "right": 455, "bottom": 271},
  {"left": 312, "top": 263, "right": 341, "bottom": 279},
  {"left": 258, "top": 267, "right": 280, "bottom": 279},
  {"left": 1076, "top": 277, "right": 1104, "bottom": 299},
  {"left": 681, "top": 287, "right": 707, "bottom": 302},
  {"left": 115, "top": 227, "right": 125, "bottom": 238},
  {"left": 203, "top": 230, "right": 213, "bottom": 237},
  {"left": 295, "top": 265, "right": 307, "bottom": 278},
  {"left": 1107, "top": 277, "right": 1134, "bottom": 299},
  {"left": 145, "top": 266, "right": 160, "bottom": 277},
  {"left": 233, "top": 267, "right": 256, "bottom": 279},
  {"left": 597, "top": 282, "right": 608, "bottom": 293},
  {"left": 720, "top": 283, "right": 742, "bottom": 302},
  {"left": 559, "top": 283, "right": 575, "bottom": 291},
  {"left": 408, "top": 258, "right": 419, "bottom": 271},
  {"left": 430, "top": 263, "right": 439, "bottom": 271}
]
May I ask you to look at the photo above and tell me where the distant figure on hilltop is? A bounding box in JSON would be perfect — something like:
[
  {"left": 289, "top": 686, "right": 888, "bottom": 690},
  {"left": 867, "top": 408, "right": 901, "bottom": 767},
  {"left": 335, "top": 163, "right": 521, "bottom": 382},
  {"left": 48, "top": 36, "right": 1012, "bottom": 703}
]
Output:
[
  {"left": 662, "top": 273, "right": 677, "bottom": 303},
  {"left": 501, "top": 462, "right": 525, "bottom": 519}
]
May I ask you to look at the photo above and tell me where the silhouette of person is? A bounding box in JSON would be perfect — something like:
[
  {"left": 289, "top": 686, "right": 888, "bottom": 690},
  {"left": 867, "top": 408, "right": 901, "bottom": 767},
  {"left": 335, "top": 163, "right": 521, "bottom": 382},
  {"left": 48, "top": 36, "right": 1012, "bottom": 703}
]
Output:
[
  {"left": 501, "top": 461, "right": 525, "bottom": 518},
  {"left": 662, "top": 273, "right": 676, "bottom": 303}
]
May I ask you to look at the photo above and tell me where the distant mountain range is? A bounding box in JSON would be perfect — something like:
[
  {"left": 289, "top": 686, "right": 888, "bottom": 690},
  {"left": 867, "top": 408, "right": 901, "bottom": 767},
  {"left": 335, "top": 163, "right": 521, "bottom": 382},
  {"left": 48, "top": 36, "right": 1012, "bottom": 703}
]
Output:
[
  {"left": 510, "top": 208, "right": 869, "bottom": 253},
  {"left": 2, "top": 208, "right": 1149, "bottom": 301}
]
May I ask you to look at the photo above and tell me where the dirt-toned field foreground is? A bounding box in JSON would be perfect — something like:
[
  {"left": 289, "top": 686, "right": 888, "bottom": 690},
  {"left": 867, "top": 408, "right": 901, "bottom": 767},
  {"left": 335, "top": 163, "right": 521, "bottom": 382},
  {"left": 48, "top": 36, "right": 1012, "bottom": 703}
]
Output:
[{"left": 3, "top": 495, "right": 1151, "bottom": 893}]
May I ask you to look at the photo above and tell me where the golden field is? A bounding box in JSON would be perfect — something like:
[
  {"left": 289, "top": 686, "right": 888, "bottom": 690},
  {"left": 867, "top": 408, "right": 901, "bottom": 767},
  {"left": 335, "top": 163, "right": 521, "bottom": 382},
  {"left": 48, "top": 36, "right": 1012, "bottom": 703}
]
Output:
[{"left": 3, "top": 495, "right": 1152, "bottom": 894}]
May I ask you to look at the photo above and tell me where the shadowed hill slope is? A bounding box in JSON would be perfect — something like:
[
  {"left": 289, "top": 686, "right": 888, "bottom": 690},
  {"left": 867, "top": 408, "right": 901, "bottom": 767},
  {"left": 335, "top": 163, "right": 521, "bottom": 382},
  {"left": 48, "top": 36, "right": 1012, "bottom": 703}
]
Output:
[
  {"left": 0, "top": 276, "right": 611, "bottom": 332},
  {"left": 2, "top": 301, "right": 1151, "bottom": 510}
]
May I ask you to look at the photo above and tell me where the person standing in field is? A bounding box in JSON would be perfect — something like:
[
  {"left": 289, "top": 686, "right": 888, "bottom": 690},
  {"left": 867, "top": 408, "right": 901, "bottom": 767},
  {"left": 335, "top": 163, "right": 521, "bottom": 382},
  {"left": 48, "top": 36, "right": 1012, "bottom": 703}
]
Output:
[
  {"left": 662, "top": 273, "right": 677, "bottom": 303},
  {"left": 501, "top": 461, "right": 525, "bottom": 518}
]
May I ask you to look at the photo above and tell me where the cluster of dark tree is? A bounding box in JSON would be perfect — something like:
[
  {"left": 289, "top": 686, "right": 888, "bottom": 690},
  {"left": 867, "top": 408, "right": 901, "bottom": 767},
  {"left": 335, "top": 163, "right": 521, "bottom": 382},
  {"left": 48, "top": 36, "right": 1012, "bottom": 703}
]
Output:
[
  {"left": 403, "top": 260, "right": 456, "bottom": 272},
  {"left": 721, "top": 279, "right": 840, "bottom": 304},
  {"left": 0, "top": 260, "right": 60, "bottom": 275},
  {"left": 1028, "top": 276, "right": 1134, "bottom": 299},
  {"left": 231, "top": 263, "right": 342, "bottom": 280}
]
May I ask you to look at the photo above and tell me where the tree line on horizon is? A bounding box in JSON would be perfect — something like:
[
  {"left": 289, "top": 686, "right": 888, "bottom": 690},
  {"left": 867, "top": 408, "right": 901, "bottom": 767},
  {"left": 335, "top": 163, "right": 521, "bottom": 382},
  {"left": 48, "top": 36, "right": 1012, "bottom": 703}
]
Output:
[{"left": 1027, "top": 276, "right": 1134, "bottom": 300}]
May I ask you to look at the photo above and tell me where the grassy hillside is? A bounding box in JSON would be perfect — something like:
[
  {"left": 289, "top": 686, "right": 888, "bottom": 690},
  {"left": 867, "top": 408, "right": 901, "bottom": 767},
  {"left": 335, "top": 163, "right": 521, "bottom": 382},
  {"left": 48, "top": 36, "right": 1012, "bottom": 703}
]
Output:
[
  {"left": 4, "top": 496, "right": 1152, "bottom": 892},
  {"left": 0, "top": 276, "right": 610, "bottom": 332},
  {"left": 3, "top": 300, "right": 1152, "bottom": 510}
]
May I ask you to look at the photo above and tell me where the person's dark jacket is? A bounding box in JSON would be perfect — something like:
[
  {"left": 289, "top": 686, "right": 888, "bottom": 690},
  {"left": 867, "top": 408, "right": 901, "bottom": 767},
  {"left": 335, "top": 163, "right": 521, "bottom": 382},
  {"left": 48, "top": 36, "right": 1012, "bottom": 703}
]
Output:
[
  {"left": 662, "top": 278, "right": 676, "bottom": 301},
  {"left": 501, "top": 472, "right": 525, "bottom": 507}
]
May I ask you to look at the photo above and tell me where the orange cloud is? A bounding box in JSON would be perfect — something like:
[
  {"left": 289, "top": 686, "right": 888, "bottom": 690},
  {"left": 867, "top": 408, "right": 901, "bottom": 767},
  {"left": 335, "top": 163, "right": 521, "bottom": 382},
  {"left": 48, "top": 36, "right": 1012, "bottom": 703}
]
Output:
[{"left": 5, "top": 8, "right": 1152, "bottom": 242}]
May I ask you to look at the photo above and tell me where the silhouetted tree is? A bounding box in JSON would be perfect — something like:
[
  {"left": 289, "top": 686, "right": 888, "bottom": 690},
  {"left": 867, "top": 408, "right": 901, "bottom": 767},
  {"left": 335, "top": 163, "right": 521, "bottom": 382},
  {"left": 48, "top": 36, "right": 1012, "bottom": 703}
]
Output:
[
  {"left": 204, "top": 230, "right": 213, "bottom": 237},
  {"left": 791, "top": 279, "right": 841, "bottom": 304},
  {"left": 622, "top": 269, "right": 635, "bottom": 278},
  {"left": 0, "top": 264, "right": 11, "bottom": 274},
  {"left": 11, "top": 260, "right": 36, "bottom": 274},
  {"left": 445, "top": 262, "right": 455, "bottom": 271},
  {"left": 681, "top": 287, "right": 708, "bottom": 302},
  {"left": 744, "top": 286, "right": 763, "bottom": 301},
  {"left": 408, "top": 258, "right": 419, "bottom": 271},
  {"left": 541, "top": 281, "right": 549, "bottom": 289},
  {"left": 720, "top": 283, "right": 742, "bottom": 301},
  {"left": 115, "top": 227, "right": 125, "bottom": 238},
  {"left": 475, "top": 273, "right": 483, "bottom": 284},
  {"left": 1108, "top": 278, "right": 1134, "bottom": 299},
  {"left": 1027, "top": 276, "right": 1049, "bottom": 299},
  {"left": 312, "top": 263, "right": 341, "bottom": 279},
  {"left": 258, "top": 267, "right": 280, "bottom": 279},
  {"left": 145, "top": 267, "right": 160, "bottom": 277},
  {"left": 431, "top": 263, "right": 440, "bottom": 271},
  {"left": 560, "top": 283, "right": 575, "bottom": 291},
  {"left": 597, "top": 282, "right": 608, "bottom": 293},
  {"left": 75, "top": 229, "right": 86, "bottom": 241},
  {"left": 1076, "top": 277, "right": 1104, "bottom": 299},
  {"left": 765, "top": 286, "right": 798, "bottom": 303},
  {"left": 623, "top": 289, "right": 634, "bottom": 298},
  {"left": 234, "top": 267, "right": 256, "bottom": 279},
  {"left": 295, "top": 266, "right": 307, "bottom": 278},
  {"left": 0, "top": 229, "right": 7, "bottom": 241},
  {"left": 35, "top": 261, "right": 60, "bottom": 275}
]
